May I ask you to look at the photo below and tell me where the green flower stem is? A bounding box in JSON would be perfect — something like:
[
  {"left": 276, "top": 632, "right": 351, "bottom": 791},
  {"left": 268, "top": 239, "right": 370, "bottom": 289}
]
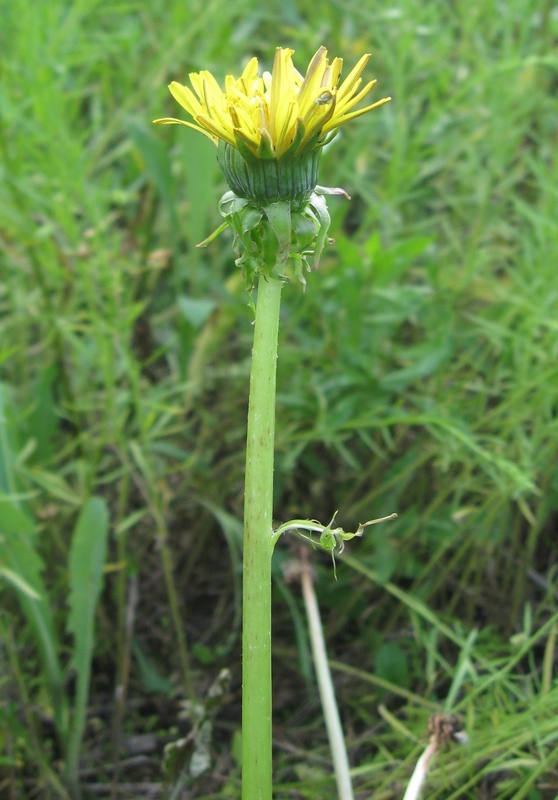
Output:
[{"left": 242, "top": 274, "right": 282, "bottom": 800}]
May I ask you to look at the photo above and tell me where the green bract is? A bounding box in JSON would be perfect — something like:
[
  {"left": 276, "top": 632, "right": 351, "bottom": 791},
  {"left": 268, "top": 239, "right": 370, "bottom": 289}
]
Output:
[
  {"left": 218, "top": 190, "right": 332, "bottom": 289},
  {"left": 198, "top": 185, "right": 352, "bottom": 290},
  {"left": 217, "top": 141, "right": 322, "bottom": 211}
]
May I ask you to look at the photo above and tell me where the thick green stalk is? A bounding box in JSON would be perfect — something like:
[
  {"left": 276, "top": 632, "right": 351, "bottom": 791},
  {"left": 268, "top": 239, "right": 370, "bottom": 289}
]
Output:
[{"left": 242, "top": 274, "right": 282, "bottom": 800}]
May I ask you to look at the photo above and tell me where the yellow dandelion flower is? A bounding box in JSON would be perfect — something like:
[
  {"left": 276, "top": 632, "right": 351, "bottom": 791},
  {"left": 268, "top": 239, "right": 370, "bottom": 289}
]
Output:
[{"left": 154, "top": 46, "right": 390, "bottom": 160}]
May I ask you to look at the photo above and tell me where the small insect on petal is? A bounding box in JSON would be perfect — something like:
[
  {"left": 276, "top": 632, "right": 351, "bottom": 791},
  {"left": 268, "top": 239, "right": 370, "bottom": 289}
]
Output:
[{"left": 315, "top": 91, "right": 335, "bottom": 105}]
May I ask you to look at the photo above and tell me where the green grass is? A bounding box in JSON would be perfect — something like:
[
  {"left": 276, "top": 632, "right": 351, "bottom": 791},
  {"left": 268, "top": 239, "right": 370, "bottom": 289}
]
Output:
[{"left": 1, "top": 0, "right": 558, "bottom": 797}]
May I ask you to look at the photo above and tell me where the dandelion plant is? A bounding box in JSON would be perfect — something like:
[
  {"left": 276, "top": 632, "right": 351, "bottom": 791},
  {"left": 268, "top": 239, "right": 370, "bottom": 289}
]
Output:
[{"left": 156, "top": 46, "right": 390, "bottom": 799}]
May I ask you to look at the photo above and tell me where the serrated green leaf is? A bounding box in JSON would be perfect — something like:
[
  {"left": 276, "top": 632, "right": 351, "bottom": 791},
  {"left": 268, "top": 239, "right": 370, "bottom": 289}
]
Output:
[{"left": 67, "top": 497, "right": 109, "bottom": 670}]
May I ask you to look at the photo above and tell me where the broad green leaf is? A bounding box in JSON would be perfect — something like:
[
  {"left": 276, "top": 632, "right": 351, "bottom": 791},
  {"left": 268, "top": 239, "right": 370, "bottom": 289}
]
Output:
[
  {"left": 132, "top": 640, "right": 175, "bottom": 695},
  {"left": 67, "top": 496, "right": 109, "bottom": 671},
  {"left": 26, "top": 364, "right": 59, "bottom": 465},
  {"left": 375, "top": 642, "right": 409, "bottom": 688},
  {"left": 65, "top": 497, "right": 109, "bottom": 786},
  {"left": 0, "top": 383, "right": 17, "bottom": 495},
  {"left": 130, "top": 119, "right": 176, "bottom": 229},
  {"left": 178, "top": 128, "right": 218, "bottom": 254},
  {"left": 0, "top": 493, "right": 35, "bottom": 537},
  {"left": 0, "top": 491, "right": 66, "bottom": 737},
  {"left": 177, "top": 296, "right": 217, "bottom": 329}
]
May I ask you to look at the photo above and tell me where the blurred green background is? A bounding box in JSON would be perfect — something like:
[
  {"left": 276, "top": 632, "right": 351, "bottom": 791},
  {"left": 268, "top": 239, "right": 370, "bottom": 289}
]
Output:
[{"left": 1, "top": 0, "right": 558, "bottom": 797}]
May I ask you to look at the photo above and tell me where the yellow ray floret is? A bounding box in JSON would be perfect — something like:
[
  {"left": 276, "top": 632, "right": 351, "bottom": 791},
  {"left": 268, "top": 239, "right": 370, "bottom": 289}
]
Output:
[{"left": 154, "top": 46, "right": 390, "bottom": 159}]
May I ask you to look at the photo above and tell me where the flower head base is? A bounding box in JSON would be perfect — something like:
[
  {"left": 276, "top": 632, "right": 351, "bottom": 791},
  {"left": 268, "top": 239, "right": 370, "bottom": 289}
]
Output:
[
  {"left": 154, "top": 46, "right": 390, "bottom": 208},
  {"left": 218, "top": 142, "right": 321, "bottom": 211}
]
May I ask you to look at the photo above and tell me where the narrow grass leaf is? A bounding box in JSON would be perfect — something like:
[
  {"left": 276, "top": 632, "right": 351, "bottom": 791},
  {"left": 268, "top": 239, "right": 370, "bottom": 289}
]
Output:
[
  {"left": 0, "top": 566, "right": 41, "bottom": 599},
  {"left": 25, "top": 468, "right": 83, "bottom": 506},
  {"left": 444, "top": 628, "right": 478, "bottom": 711}
]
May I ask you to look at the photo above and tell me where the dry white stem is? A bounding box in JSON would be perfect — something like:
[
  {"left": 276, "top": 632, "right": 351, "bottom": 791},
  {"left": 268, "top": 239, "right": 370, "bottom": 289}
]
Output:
[
  {"left": 402, "top": 715, "right": 468, "bottom": 800},
  {"left": 301, "top": 552, "right": 354, "bottom": 800},
  {"left": 402, "top": 736, "right": 438, "bottom": 800}
]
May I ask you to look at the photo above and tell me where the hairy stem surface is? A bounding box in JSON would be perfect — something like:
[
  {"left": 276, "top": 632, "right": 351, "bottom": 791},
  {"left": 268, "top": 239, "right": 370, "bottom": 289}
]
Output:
[{"left": 242, "top": 275, "right": 282, "bottom": 800}]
